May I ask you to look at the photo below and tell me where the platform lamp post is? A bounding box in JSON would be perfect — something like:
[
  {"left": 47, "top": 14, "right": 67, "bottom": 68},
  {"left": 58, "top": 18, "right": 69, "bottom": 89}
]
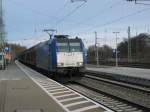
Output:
[
  {"left": 43, "top": 29, "right": 57, "bottom": 39},
  {"left": 113, "top": 32, "right": 120, "bottom": 67}
]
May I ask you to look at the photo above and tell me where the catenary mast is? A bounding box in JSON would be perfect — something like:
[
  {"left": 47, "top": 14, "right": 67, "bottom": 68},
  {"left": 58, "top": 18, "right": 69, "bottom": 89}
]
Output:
[{"left": 0, "top": 0, "right": 5, "bottom": 50}]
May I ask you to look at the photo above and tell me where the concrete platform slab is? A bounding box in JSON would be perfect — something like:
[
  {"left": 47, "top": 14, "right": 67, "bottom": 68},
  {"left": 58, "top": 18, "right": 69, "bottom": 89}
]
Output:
[
  {"left": 0, "top": 64, "right": 66, "bottom": 112},
  {"left": 86, "top": 66, "right": 150, "bottom": 80},
  {"left": 0, "top": 61, "right": 114, "bottom": 112}
]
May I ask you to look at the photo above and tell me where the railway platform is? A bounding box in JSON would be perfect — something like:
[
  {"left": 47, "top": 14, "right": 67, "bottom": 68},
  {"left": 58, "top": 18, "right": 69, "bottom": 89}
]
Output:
[
  {"left": 0, "top": 61, "right": 113, "bottom": 112},
  {"left": 86, "top": 65, "right": 150, "bottom": 87}
]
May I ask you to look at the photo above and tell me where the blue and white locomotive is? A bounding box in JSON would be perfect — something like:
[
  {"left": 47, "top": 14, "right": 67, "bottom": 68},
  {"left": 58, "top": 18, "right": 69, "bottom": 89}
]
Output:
[{"left": 19, "top": 35, "right": 86, "bottom": 77}]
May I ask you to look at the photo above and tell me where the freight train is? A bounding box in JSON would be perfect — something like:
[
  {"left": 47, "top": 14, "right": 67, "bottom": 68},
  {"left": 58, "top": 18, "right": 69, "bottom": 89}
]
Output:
[{"left": 19, "top": 35, "right": 86, "bottom": 78}]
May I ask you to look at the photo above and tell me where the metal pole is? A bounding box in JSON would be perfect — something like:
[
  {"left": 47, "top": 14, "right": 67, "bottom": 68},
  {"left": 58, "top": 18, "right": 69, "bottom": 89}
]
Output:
[
  {"left": 128, "top": 26, "right": 132, "bottom": 63},
  {"left": 95, "top": 31, "right": 99, "bottom": 66},
  {"left": 116, "top": 34, "right": 118, "bottom": 67},
  {"left": 0, "top": 0, "right": 2, "bottom": 49},
  {"left": 95, "top": 32, "right": 97, "bottom": 64},
  {"left": 113, "top": 32, "right": 120, "bottom": 67}
]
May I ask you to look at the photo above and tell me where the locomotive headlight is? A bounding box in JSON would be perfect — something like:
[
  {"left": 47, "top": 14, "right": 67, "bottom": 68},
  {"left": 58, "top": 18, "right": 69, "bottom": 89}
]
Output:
[
  {"left": 57, "top": 63, "right": 64, "bottom": 67},
  {"left": 77, "top": 62, "right": 83, "bottom": 66}
]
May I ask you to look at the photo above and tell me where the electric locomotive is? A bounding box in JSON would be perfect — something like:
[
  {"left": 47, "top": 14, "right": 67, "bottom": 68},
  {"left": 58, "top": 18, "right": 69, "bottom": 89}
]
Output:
[{"left": 19, "top": 35, "right": 86, "bottom": 77}]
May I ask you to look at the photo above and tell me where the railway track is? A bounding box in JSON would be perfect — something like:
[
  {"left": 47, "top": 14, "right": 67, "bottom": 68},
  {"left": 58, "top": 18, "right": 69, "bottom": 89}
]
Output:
[
  {"left": 79, "top": 74, "right": 150, "bottom": 108},
  {"left": 84, "top": 70, "right": 150, "bottom": 88},
  {"left": 64, "top": 72, "right": 150, "bottom": 112},
  {"left": 66, "top": 83, "right": 144, "bottom": 112},
  {"left": 24, "top": 63, "right": 150, "bottom": 111}
]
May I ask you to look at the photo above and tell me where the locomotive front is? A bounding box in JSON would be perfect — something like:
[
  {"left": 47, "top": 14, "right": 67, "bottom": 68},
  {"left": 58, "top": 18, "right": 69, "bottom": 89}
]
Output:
[{"left": 55, "top": 36, "right": 85, "bottom": 73}]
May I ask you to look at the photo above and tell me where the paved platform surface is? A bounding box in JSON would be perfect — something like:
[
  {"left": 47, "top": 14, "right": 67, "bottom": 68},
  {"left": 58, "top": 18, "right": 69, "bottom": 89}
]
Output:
[
  {"left": 0, "top": 63, "right": 66, "bottom": 112},
  {"left": 0, "top": 62, "right": 113, "bottom": 112},
  {"left": 86, "top": 65, "right": 150, "bottom": 80}
]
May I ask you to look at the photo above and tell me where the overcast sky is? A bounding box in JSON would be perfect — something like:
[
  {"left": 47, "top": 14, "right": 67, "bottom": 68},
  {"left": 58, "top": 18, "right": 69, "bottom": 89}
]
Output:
[{"left": 3, "top": 0, "right": 150, "bottom": 48}]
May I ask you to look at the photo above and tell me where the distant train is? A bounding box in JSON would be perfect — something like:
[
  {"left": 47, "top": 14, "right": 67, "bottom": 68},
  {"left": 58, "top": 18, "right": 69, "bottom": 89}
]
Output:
[{"left": 19, "top": 35, "right": 86, "bottom": 78}]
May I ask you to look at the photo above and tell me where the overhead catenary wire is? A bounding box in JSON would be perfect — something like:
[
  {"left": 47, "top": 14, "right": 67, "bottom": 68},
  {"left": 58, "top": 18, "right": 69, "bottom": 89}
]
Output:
[
  {"left": 8, "top": 0, "right": 87, "bottom": 32},
  {"left": 76, "top": 0, "right": 123, "bottom": 26},
  {"left": 6, "top": 0, "right": 72, "bottom": 33},
  {"left": 66, "top": 0, "right": 124, "bottom": 32},
  {"left": 75, "top": 7, "right": 150, "bottom": 35},
  {"left": 127, "top": 0, "right": 150, "bottom": 5},
  {"left": 7, "top": 0, "right": 150, "bottom": 37},
  {"left": 53, "top": 0, "right": 70, "bottom": 15},
  {"left": 52, "top": 1, "right": 87, "bottom": 28},
  {"left": 8, "top": 0, "right": 58, "bottom": 20}
]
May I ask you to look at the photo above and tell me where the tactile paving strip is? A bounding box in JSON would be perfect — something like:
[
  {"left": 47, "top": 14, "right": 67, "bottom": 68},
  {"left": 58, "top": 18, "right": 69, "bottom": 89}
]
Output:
[{"left": 16, "top": 61, "right": 113, "bottom": 112}]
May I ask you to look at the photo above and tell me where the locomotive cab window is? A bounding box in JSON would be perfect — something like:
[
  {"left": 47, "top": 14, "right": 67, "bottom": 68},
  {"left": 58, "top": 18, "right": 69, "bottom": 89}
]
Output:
[
  {"left": 69, "top": 42, "right": 81, "bottom": 52},
  {"left": 57, "top": 42, "right": 69, "bottom": 52}
]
